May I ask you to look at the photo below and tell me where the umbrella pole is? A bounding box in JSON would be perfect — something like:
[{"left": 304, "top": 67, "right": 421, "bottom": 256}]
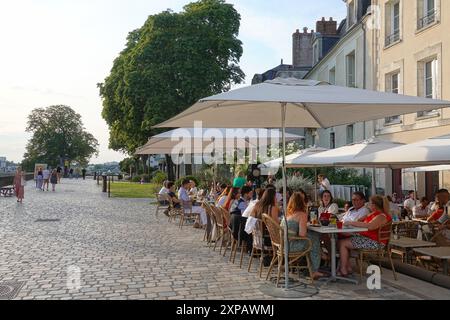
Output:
[
  {"left": 314, "top": 167, "right": 318, "bottom": 204},
  {"left": 414, "top": 172, "right": 417, "bottom": 200},
  {"left": 371, "top": 168, "right": 377, "bottom": 196},
  {"left": 281, "top": 103, "right": 289, "bottom": 290}
]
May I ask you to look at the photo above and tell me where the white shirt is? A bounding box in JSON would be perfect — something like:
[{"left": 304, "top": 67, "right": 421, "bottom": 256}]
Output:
[
  {"left": 243, "top": 199, "right": 259, "bottom": 218},
  {"left": 178, "top": 187, "right": 190, "bottom": 202},
  {"left": 217, "top": 196, "right": 227, "bottom": 208},
  {"left": 319, "top": 178, "right": 331, "bottom": 192},
  {"left": 318, "top": 203, "right": 339, "bottom": 216},
  {"left": 341, "top": 206, "right": 370, "bottom": 223},
  {"left": 189, "top": 187, "right": 198, "bottom": 195},
  {"left": 159, "top": 187, "right": 169, "bottom": 195},
  {"left": 42, "top": 169, "right": 50, "bottom": 179},
  {"left": 404, "top": 198, "right": 419, "bottom": 211}
]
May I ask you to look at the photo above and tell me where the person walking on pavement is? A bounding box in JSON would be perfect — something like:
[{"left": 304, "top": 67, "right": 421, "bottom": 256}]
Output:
[
  {"left": 82, "top": 168, "right": 87, "bottom": 180},
  {"left": 42, "top": 166, "right": 50, "bottom": 191},
  {"left": 14, "top": 167, "right": 25, "bottom": 203},
  {"left": 50, "top": 169, "right": 58, "bottom": 192}
]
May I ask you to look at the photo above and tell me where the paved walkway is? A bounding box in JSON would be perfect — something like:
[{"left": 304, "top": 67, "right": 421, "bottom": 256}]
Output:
[{"left": 0, "top": 179, "right": 449, "bottom": 300}]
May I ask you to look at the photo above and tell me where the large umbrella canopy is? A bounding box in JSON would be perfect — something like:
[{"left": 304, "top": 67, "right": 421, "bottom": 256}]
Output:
[
  {"left": 154, "top": 78, "right": 450, "bottom": 129},
  {"left": 153, "top": 78, "right": 450, "bottom": 289},
  {"left": 341, "top": 134, "right": 450, "bottom": 169},
  {"left": 135, "top": 128, "right": 303, "bottom": 155},
  {"left": 404, "top": 165, "right": 450, "bottom": 173},
  {"left": 286, "top": 138, "right": 405, "bottom": 168},
  {"left": 260, "top": 146, "right": 328, "bottom": 172}
]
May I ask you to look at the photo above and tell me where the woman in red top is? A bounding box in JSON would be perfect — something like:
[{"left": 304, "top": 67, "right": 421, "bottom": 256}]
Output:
[{"left": 338, "top": 195, "right": 392, "bottom": 277}]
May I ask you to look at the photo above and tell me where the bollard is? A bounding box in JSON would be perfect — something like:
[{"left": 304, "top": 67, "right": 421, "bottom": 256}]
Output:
[
  {"left": 94, "top": 171, "right": 97, "bottom": 181},
  {"left": 108, "top": 176, "right": 111, "bottom": 198},
  {"left": 102, "top": 175, "right": 107, "bottom": 192}
]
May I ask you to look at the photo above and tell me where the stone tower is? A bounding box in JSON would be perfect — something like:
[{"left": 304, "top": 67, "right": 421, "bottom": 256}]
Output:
[{"left": 292, "top": 27, "right": 313, "bottom": 68}]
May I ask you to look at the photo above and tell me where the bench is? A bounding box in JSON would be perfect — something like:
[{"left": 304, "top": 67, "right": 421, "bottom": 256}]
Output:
[{"left": 0, "top": 185, "right": 15, "bottom": 197}]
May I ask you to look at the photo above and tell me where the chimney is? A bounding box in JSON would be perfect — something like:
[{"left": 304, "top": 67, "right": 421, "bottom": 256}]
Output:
[
  {"left": 316, "top": 17, "right": 337, "bottom": 35},
  {"left": 292, "top": 26, "right": 313, "bottom": 67}
]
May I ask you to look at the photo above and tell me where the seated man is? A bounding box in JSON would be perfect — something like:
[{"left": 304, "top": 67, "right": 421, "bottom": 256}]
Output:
[
  {"left": 189, "top": 180, "right": 198, "bottom": 196},
  {"left": 179, "top": 179, "right": 207, "bottom": 227},
  {"left": 413, "top": 197, "right": 431, "bottom": 219},
  {"left": 403, "top": 190, "right": 418, "bottom": 218},
  {"left": 341, "top": 192, "right": 370, "bottom": 223}
]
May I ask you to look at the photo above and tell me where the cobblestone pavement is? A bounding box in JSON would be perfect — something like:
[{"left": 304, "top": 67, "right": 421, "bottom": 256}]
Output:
[{"left": 0, "top": 179, "right": 448, "bottom": 300}]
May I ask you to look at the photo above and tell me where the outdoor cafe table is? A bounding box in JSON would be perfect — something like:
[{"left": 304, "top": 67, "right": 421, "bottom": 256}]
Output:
[
  {"left": 389, "top": 237, "right": 436, "bottom": 264},
  {"left": 413, "top": 247, "right": 450, "bottom": 275},
  {"left": 308, "top": 225, "right": 368, "bottom": 284}
]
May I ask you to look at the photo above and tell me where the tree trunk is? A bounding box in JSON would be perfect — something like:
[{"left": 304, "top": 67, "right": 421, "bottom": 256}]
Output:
[{"left": 165, "top": 154, "right": 175, "bottom": 181}]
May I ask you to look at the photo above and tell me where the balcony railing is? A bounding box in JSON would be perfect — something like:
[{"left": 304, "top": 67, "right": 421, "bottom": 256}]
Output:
[
  {"left": 385, "top": 30, "right": 400, "bottom": 47},
  {"left": 418, "top": 9, "right": 437, "bottom": 30}
]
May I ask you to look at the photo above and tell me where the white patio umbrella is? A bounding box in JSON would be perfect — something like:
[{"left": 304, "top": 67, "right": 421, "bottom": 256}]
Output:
[
  {"left": 341, "top": 134, "right": 450, "bottom": 169},
  {"left": 404, "top": 165, "right": 450, "bottom": 173},
  {"left": 153, "top": 77, "right": 450, "bottom": 289},
  {"left": 135, "top": 128, "right": 303, "bottom": 155}
]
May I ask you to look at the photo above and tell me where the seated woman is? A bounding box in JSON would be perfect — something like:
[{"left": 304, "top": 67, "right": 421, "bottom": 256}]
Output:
[
  {"left": 281, "top": 192, "right": 325, "bottom": 280},
  {"left": 250, "top": 188, "right": 279, "bottom": 223},
  {"left": 167, "top": 182, "right": 181, "bottom": 208},
  {"left": 216, "top": 186, "right": 231, "bottom": 207},
  {"left": 338, "top": 195, "right": 392, "bottom": 277},
  {"left": 318, "top": 190, "right": 339, "bottom": 219}
]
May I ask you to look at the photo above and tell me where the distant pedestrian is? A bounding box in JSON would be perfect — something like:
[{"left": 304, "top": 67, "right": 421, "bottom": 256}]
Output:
[
  {"left": 56, "top": 166, "right": 62, "bottom": 183},
  {"left": 50, "top": 169, "right": 58, "bottom": 192},
  {"left": 69, "top": 168, "right": 74, "bottom": 179},
  {"left": 36, "top": 167, "right": 44, "bottom": 190},
  {"left": 82, "top": 168, "right": 86, "bottom": 180},
  {"left": 42, "top": 167, "right": 50, "bottom": 191},
  {"left": 14, "top": 167, "right": 25, "bottom": 203}
]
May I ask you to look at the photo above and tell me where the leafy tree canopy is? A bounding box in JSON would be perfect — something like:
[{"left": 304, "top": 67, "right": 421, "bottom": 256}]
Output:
[
  {"left": 22, "top": 105, "right": 99, "bottom": 171},
  {"left": 99, "top": 0, "right": 244, "bottom": 155}
]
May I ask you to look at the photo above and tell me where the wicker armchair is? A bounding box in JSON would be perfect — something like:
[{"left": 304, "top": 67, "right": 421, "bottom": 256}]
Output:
[
  {"left": 167, "top": 197, "right": 183, "bottom": 223},
  {"left": 354, "top": 222, "right": 397, "bottom": 281},
  {"left": 262, "top": 214, "right": 314, "bottom": 287},
  {"left": 155, "top": 193, "right": 170, "bottom": 217},
  {"left": 179, "top": 200, "right": 199, "bottom": 229},
  {"left": 247, "top": 218, "right": 273, "bottom": 277}
]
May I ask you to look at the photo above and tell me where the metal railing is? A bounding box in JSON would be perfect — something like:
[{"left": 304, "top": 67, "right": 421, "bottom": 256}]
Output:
[
  {"left": 385, "top": 30, "right": 400, "bottom": 47},
  {"left": 418, "top": 9, "right": 437, "bottom": 30}
]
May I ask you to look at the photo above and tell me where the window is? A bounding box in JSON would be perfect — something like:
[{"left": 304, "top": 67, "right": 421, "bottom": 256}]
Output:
[
  {"left": 386, "top": 1, "right": 401, "bottom": 46},
  {"left": 348, "top": 0, "right": 356, "bottom": 27},
  {"left": 385, "top": 73, "right": 401, "bottom": 124},
  {"left": 313, "top": 42, "right": 319, "bottom": 64},
  {"left": 418, "top": 59, "right": 439, "bottom": 117},
  {"left": 329, "top": 67, "right": 336, "bottom": 85},
  {"left": 330, "top": 132, "right": 336, "bottom": 149},
  {"left": 346, "top": 52, "right": 356, "bottom": 88},
  {"left": 418, "top": 0, "right": 437, "bottom": 29},
  {"left": 346, "top": 125, "right": 354, "bottom": 144}
]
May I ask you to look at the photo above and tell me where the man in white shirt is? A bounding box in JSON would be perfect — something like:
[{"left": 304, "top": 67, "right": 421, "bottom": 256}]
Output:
[
  {"left": 341, "top": 192, "right": 370, "bottom": 223},
  {"left": 189, "top": 180, "right": 198, "bottom": 196},
  {"left": 179, "top": 179, "right": 207, "bottom": 226},
  {"left": 413, "top": 197, "right": 431, "bottom": 219},
  {"left": 42, "top": 167, "right": 51, "bottom": 191},
  {"left": 318, "top": 174, "right": 331, "bottom": 193},
  {"left": 404, "top": 190, "right": 419, "bottom": 217}
]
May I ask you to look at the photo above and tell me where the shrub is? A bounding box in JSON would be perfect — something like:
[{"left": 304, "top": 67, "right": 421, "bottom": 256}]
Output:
[
  {"left": 151, "top": 171, "right": 167, "bottom": 185},
  {"left": 131, "top": 176, "right": 142, "bottom": 183},
  {"left": 274, "top": 174, "right": 313, "bottom": 193}
]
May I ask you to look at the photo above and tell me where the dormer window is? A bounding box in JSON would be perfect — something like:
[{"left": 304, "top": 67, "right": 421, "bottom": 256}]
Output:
[{"left": 348, "top": 0, "right": 356, "bottom": 27}]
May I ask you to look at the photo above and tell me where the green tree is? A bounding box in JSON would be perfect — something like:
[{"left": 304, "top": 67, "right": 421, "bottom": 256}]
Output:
[
  {"left": 22, "top": 105, "right": 99, "bottom": 171},
  {"left": 98, "top": 0, "right": 244, "bottom": 156}
]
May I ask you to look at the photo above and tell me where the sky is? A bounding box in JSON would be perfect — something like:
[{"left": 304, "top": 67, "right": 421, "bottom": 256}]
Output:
[{"left": 0, "top": 0, "right": 346, "bottom": 164}]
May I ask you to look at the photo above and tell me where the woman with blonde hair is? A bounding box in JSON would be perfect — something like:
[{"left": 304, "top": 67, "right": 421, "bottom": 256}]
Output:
[
  {"left": 338, "top": 195, "right": 392, "bottom": 276},
  {"left": 14, "top": 167, "right": 25, "bottom": 203},
  {"left": 281, "top": 192, "right": 324, "bottom": 279}
]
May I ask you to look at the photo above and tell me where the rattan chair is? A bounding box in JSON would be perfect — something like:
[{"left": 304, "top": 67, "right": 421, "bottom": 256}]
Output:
[
  {"left": 218, "top": 207, "right": 232, "bottom": 257},
  {"left": 202, "top": 201, "right": 215, "bottom": 244},
  {"left": 167, "top": 197, "right": 183, "bottom": 223},
  {"left": 262, "top": 214, "right": 314, "bottom": 287},
  {"left": 247, "top": 218, "right": 273, "bottom": 277},
  {"left": 179, "top": 200, "right": 199, "bottom": 229},
  {"left": 354, "top": 221, "right": 398, "bottom": 281},
  {"left": 155, "top": 193, "right": 169, "bottom": 216}
]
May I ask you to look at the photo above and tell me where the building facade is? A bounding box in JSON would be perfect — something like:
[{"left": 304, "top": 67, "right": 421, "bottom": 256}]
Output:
[{"left": 372, "top": 0, "right": 450, "bottom": 197}]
